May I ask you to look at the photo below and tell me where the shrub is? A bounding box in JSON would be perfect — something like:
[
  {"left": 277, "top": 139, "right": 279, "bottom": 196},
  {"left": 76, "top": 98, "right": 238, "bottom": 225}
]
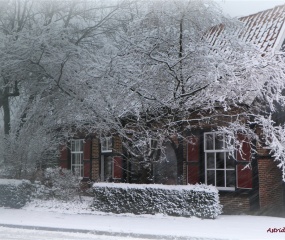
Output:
[
  {"left": 34, "top": 167, "right": 82, "bottom": 200},
  {"left": 0, "top": 179, "right": 32, "bottom": 208},
  {"left": 92, "top": 183, "right": 222, "bottom": 219}
]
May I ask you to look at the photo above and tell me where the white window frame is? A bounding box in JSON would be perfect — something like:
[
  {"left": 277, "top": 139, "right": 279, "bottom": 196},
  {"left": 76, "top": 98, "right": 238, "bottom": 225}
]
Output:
[
  {"left": 101, "top": 137, "right": 112, "bottom": 153},
  {"left": 70, "top": 139, "right": 84, "bottom": 178},
  {"left": 204, "top": 132, "right": 235, "bottom": 191}
]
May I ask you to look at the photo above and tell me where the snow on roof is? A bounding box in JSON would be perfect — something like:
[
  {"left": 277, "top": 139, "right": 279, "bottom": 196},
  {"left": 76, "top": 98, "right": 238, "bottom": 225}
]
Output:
[
  {"left": 238, "top": 4, "right": 285, "bottom": 53},
  {"left": 207, "top": 4, "right": 285, "bottom": 53},
  {"left": 205, "top": 4, "right": 285, "bottom": 107}
]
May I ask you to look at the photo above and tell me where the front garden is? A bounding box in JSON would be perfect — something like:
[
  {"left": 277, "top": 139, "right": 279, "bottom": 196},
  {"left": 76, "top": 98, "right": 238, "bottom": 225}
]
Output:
[{"left": 0, "top": 168, "right": 222, "bottom": 219}]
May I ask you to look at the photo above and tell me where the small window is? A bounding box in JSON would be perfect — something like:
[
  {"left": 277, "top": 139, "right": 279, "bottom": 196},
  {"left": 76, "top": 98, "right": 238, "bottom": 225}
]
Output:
[
  {"left": 70, "top": 139, "right": 84, "bottom": 177},
  {"left": 101, "top": 137, "right": 112, "bottom": 153},
  {"left": 9, "top": 86, "right": 14, "bottom": 94}
]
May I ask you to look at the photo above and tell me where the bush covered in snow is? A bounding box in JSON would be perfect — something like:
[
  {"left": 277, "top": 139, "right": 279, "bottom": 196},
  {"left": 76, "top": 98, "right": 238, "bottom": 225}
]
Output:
[
  {"left": 0, "top": 179, "right": 32, "bottom": 208},
  {"left": 32, "top": 167, "right": 82, "bottom": 200},
  {"left": 92, "top": 183, "right": 222, "bottom": 219}
]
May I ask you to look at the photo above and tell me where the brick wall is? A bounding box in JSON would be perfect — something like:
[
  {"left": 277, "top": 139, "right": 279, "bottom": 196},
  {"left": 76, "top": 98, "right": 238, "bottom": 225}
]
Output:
[
  {"left": 256, "top": 137, "right": 284, "bottom": 216},
  {"left": 113, "top": 135, "right": 123, "bottom": 154},
  {"left": 91, "top": 136, "right": 123, "bottom": 181},
  {"left": 91, "top": 138, "right": 100, "bottom": 181},
  {"left": 183, "top": 162, "right": 187, "bottom": 185},
  {"left": 258, "top": 158, "right": 283, "bottom": 215},
  {"left": 220, "top": 193, "right": 251, "bottom": 214}
]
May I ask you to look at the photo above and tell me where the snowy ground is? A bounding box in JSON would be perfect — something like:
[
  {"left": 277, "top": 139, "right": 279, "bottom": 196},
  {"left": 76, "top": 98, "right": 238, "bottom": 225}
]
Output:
[
  {"left": 0, "top": 197, "right": 284, "bottom": 240},
  {"left": 0, "top": 227, "right": 159, "bottom": 240}
]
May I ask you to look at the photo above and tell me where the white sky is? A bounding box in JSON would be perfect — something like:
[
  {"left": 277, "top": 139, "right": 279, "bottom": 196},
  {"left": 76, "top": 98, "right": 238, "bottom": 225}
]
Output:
[{"left": 215, "top": 0, "right": 285, "bottom": 17}]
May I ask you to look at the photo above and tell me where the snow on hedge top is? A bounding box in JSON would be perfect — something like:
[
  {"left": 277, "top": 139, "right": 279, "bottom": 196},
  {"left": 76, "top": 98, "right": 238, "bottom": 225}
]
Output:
[
  {"left": 93, "top": 183, "right": 218, "bottom": 193},
  {"left": 0, "top": 179, "right": 30, "bottom": 186}
]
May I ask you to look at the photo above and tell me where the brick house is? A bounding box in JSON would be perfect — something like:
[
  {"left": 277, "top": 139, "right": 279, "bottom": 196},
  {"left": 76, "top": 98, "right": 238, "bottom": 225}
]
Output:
[
  {"left": 199, "top": 5, "right": 285, "bottom": 215},
  {"left": 60, "top": 135, "right": 124, "bottom": 183},
  {"left": 59, "top": 5, "right": 285, "bottom": 215}
]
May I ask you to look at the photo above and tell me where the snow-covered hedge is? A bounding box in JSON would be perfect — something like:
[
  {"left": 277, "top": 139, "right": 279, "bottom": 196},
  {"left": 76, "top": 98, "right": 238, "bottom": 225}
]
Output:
[
  {"left": 92, "top": 183, "right": 222, "bottom": 219},
  {"left": 0, "top": 179, "right": 32, "bottom": 208},
  {"left": 35, "top": 167, "right": 82, "bottom": 200}
]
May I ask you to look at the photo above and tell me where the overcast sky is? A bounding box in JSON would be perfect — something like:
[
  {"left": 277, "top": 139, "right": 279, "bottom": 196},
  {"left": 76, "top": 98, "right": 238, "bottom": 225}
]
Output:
[{"left": 215, "top": 0, "right": 285, "bottom": 17}]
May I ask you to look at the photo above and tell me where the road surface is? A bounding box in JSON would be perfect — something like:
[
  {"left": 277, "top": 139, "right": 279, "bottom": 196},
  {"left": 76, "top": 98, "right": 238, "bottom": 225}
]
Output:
[{"left": 0, "top": 227, "right": 159, "bottom": 240}]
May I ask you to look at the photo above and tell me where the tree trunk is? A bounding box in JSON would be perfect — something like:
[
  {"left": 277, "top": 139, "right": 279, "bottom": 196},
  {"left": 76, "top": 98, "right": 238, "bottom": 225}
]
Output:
[
  {"left": 179, "top": 17, "right": 185, "bottom": 95},
  {"left": 3, "top": 95, "right": 11, "bottom": 135}
]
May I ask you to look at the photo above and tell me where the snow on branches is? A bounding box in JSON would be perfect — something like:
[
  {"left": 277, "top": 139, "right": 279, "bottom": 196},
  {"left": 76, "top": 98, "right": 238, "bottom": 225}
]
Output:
[{"left": 1, "top": 0, "right": 285, "bottom": 181}]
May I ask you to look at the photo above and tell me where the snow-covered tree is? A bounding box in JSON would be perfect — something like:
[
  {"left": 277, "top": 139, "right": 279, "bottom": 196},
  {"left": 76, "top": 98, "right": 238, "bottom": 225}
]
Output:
[
  {"left": 0, "top": 0, "right": 133, "bottom": 178},
  {"left": 1, "top": 0, "right": 285, "bottom": 182},
  {"left": 104, "top": 0, "right": 285, "bottom": 182}
]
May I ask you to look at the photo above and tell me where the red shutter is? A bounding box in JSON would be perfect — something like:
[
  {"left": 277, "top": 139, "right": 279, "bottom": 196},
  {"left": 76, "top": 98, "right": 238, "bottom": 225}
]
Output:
[
  {"left": 83, "top": 139, "right": 91, "bottom": 178},
  {"left": 236, "top": 134, "right": 252, "bottom": 189},
  {"left": 236, "top": 164, "right": 253, "bottom": 189},
  {"left": 187, "top": 136, "right": 200, "bottom": 184},
  {"left": 187, "top": 136, "right": 199, "bottom": 162},
  {"left": 59, "top": 144, "right": 68, "bottom": 169},
  {"left": 187, "top": 165, "right": 199, "bottom": 184},
  {"left": 113, "top": 156, "right": 123, "bottom": 180}
]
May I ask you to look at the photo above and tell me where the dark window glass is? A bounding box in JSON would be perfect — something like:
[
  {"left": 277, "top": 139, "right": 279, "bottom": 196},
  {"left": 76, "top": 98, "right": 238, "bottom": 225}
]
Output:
[
  {"left": 104, "top": 156, "right": 113, "bottom": 181},
  {"left": 226, "top": 153, "right": 235, "bottom": 169},
  {"left": 206, "top": 153, "right": 215, "bottom": 168},
  {"left": 205, "top": 134, "right": 214, "bottom": 150},
  {"left": 226, "top": 170, "right": 235, "bottom": 187},
  {"left": 207, "top": 170, "right": 215, "bottom": 185},
  {"left": 215, "top": 133, "right": 224, "bottom": 150},
  {"left": 216, "top": 170, "right": 225, "bottom": 187},
  {"left": 216, "top": 152, "right": 225, "bottom": 169}
]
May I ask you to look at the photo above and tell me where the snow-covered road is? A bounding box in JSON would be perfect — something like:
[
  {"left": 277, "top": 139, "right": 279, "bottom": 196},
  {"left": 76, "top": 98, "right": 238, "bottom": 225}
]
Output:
[
  {"left": 0, "top": 198, "right": 284, "bottom": 240},
  {"left": 0, "top": 227, "right": 158, "bottom": 240}
]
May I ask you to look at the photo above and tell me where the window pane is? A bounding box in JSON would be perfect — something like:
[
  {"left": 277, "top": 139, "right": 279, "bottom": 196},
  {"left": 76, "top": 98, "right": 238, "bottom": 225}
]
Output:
[
  {"left": 104, "top": 156, "right": 113, "bottom": 181},
  {"left": 70, "top": 139, "right": 83, "bottom": 177},
  {"left": 215, "top": 133, "right": 224, "bottom": 150},
  {"left": 101, "top": 137, "right": 112, "bottom": 152},
  {"left": 206, "top": 153, "right": 215, "bottom": 169},
  {"left": 102, "top": 143, "right": 106, "bottom": 151},
  {"left": 108, "top": 137, "right": 112, "bottom": 149},
  {"left": 225, "top": 136, "right": 234, "bottom": 150},
  {"left": 71, "top": 153, "right": 76, "bottom": 164},
  {"left": 72, "top": 153, "right": 83, "bottom": 165},
  {"left": 226, "top": 153, "right": 235, "bottom": 169},
  {"left": 73, "top": 166, "right": 80, "bottom": 176},
  {"left": 226, "top": 170, "right": 235, "bottom": 187},
  {"left": 205, "top": 134, "right": 214, "bottom": 150},
  {"left": 216, "top": 170, "right": 225, "bottom": 187},
  {"left": 216, "top": 152, "right": 225, "bottom": 169},
  {"left": 101, "top": 138, "right": 106, "bottom": 151},
  {"left": 76, "top": 154, "right": 80, "bottom": 164},
  {"left": 76, "top": 140, "right": 79, "bottom": 151},
  {"left": 207, "top": 170, "right": 215, "bottom": 186},
  {"left": 71, "top": 141, "right": 75, "bottom": 151}
]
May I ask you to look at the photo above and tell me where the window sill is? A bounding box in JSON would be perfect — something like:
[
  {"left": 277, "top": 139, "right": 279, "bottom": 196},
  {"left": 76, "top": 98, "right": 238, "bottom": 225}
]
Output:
[
  {"left": 217, "top": 187, "right": 235, "bottom": 191},
  {"left": 101, "top": 150, "right": 112, "bottom": 153},
  {"left": 219, "top": 188, "right": 253, "bottom": 195}
]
